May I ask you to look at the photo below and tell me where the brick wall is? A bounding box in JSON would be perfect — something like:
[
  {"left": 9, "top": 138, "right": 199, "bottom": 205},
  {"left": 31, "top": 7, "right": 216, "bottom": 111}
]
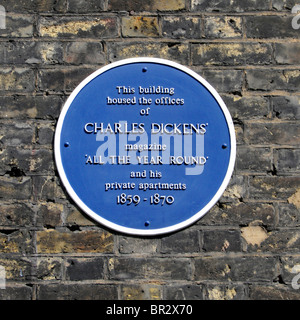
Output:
[{"left": 0, "top": 0, "right": 300, "bottom": 300}]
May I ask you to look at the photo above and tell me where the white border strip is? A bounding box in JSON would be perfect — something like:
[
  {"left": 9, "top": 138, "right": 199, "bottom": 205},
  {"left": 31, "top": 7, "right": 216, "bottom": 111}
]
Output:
[{"left": 54, "top": 57, "right": 236, "bottom": 236}]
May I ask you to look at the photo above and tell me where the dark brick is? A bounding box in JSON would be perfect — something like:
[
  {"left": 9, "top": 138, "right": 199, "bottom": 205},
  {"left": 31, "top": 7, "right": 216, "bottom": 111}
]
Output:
[
  {"left": 65, "top": 258, "right": 105, "bottom": 281},
  {"left": 0, "top": 95, "right": 62, "bottom": 120},
  {"left": 32, "top": 176, "right": 55, "bottom": 201},
  {"left": 199, "top": 69, "right": 244, "bottom": 93},
  {"left": 202, "top": 229, "right": 242, "bottom": 252},
  {"left": 160, "top": 229, "right": 200, "bottom": 253},
  {"left": 37, "top": 283, "right": 118, "bottom": 300},
  {"left": 36, "top": 203, "right": 63, "bottom": 228},
  {"left": 236, "top": 147, "right": 272, "bottom": 173},
  {"left": 272, "top": 96, "right": 300, "bottom": 120},
  {"left": 0, "top": 285, "right": 32, "bottom": 300},
  {"left": 246, "top": 69, "right": 300, "bottom": 92},
  {"left": 0, "top": 176, "right": 32, "bottom": 200},
  {"left": 0, "top": 203, "right": 34, "bottom": 227},
  {"left": 275, "top": 148, "right": 300, "bottom": 173},
  {"left": 0, "top": 147, "right": 54, "bottom": 176},
  {"left": 223, "top": 95, "right": 270, "bottom": 120},
  {"left": 67, "top": 0, "right": 106, "bottom": 13},
  {"left": 245, "top": 15, "right": 298, "bottom": 38}
]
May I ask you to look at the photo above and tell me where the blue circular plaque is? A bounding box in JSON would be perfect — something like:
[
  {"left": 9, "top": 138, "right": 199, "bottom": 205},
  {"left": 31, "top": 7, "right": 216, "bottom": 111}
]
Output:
[{"left": 54, "top": 58, "right": 236, "bottom": 235}]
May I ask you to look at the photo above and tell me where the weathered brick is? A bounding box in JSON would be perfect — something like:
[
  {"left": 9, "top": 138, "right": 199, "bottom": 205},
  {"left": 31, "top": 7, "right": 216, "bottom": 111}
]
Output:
[
  {"left": 272, "top": 96, "right": 300, "bottom": 120},
  {"left": 248, "top": 176, "right": 300, "bottom": 200},
  {"left": 0, "top": 122, "right": 34, "bottom": 146},
  {"left": 36, "top": 229, "right": 114, "bottom": 253},
  {"left": 194, "top": 256, "right": 277, "bottom": 282},
  {"left": 36, "top": 203, "right": 63, "bottom": 228},
  {"left": 0, "top": 176, "right": 32, "bottom": 200},
  {"left": 120, "top": 284, "right": 162, "bottom": 300},
  {"left": 108, "top": 0, "right": 186, "bottom": 12},
  {"left": 122, "top": 16, "right": 159, "bottom": 37},
  {"left": 245, "top": 15, "right": 298, "bottom": 38},
  {"left": 64, "top": 42, "right": 105, "bottom": 65},
  {"left": 37, "top": 283, "right": 118, "bottom": 300},
  {"left": 236, "top": 147, "right": 272, "bottom": 173},
  {"left": 223, "top": 95, "right": 270, "bottom": 120},
  {"left": 0, "top": 285, "right": 32, "bottom": 300},
  {"left": 274, "top": 43, "right": 300, "bottom": 65},
  {"left": 0, "top": 230, "right": 33, "bottom": 254},
  {"left": 205, "top": 284, "right": 247, "bottom": 300},
  {"left": 245, "top": 122, "right": 300, "bottom": 146},
  {"left": 109, "top": 257, "right": 192, "bottom": 280},
  {"left": 0, "top": 203, "right": 35, "bottom": 227},
  {"left": 247, "top": 230, "right": 300, "bottom": 253},
  {"left": 0, "top": 258, "right": 32, "bottom": 281},
  {"left": 275, "top": 148, "right": 300, "bottom": 173},
  {"left": 277, "top": 203, "right": 300, "bottom": 227},
  {"left": 0, "top": 68, "right": 35, "bottom": 92},
  {"left": 0, "top": 41, "right": 64, "bottom": 65},
  {"left": 0, "top": 95, "right": 62, "bottom": 120},
  {"left": 1, "top": 0, "right": 67, "bottom": 13},
  {"left": 32, "top": 176, "right": 55, "bottom": 201},
  {"left": 39, "top": 16, "right": 119, "bottom": 38},
  {"left": 191, "top": 0, "right": 270, "bottom": 12},
  {"left": 38, "top": 67, "right": 95, "bottom": 92},
  {"left": 108, "top": 41, "right": 189, "bottom": 64},
  {"left": 0, "top": 147, "right": 54, "bottom": 176},
  {"left": 37, "top": 125, "right": 54, "bottom": 146},
  {"left": 200, "top": 202, "right": 276, "bottom": 228},
  {"left": 205, "top": 16, "right": 242, "bottom": 38},
  {"left": 250, "top": 285, "right": 300, "bottom": 300},
  {"left": 162, "top": 16, "right": 202, "bottom": 39},
  {"left": 37, "top": 257, "right": 63, "bottom": 280},
  {"left": 65, "top": 257, "right": 105, "bottom": 281},
  {"left": 191, "top": 43, "right": 272, "bottom": 66},
  {"left": 164, "top": 284, "right": 205, "bottom": 300},
  {"left": 199, "top": 69, "right": 244, "bottom": 93},
  {"left": 246, "top": 69, "right": 300, "bottom": 92},
  {"left": 280, "top": 256, "right": 300, "bottom": 285},
  {"left": 0, "top": 14, "right": 34, "bottom": 37},
  {"left": 119, "top": 237, "right": 159, "bottom": 254},
  {"left": 67, "top": 0, "right": 106, "bottom": 13}
]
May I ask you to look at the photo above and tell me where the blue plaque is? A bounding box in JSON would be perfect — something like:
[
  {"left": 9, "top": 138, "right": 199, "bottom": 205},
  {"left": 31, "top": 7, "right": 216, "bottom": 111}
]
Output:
[{"left": 54, "top": 58, "right": 236, "bottom": 235}]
